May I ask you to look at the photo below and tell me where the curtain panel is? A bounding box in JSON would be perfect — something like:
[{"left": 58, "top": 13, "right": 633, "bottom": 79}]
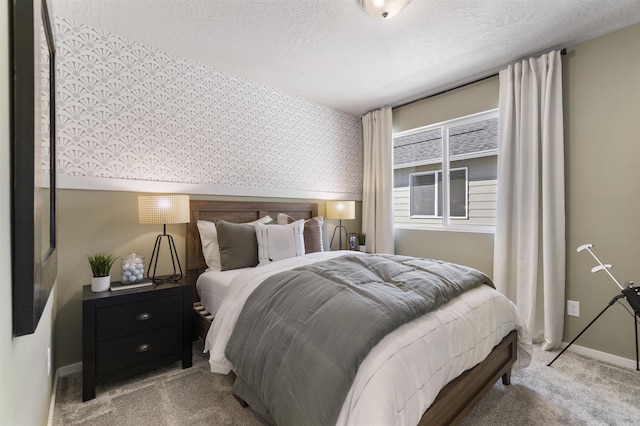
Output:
[
  {"left": 362, "top": 108, "right": 394, "bottom": 254},
  {"left": 493, "top": 50, "right": 565, "bottom": 350}
]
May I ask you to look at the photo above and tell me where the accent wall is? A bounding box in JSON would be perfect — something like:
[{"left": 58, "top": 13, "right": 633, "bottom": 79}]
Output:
[{"left": 55, "top": 18, "right": 363, "bottom": 199}]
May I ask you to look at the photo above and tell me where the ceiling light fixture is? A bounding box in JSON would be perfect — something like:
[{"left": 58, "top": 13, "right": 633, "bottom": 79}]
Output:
[{"left": 360, "top": 0, "right": 411, "bottom": 19}]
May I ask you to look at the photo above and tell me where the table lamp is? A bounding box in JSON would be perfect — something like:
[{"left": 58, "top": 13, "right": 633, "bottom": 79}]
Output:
[
  {"left": 138, "top": 194, "right": 190, "bottom": 283},
  {"left": 326, "top": 200, "right": 355, "bottom": 250}
]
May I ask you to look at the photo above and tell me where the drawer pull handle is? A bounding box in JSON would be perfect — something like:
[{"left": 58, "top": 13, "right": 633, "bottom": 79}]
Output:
[
  {"left": 135, "top": 343, "right": 151, "bottom": 353},
  {"left": 136, "top": 313, "right": 151, "bottom": 321}
]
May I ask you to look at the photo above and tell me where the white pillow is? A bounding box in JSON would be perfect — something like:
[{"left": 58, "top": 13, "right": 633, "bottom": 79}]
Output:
[
  {"left": 197, "top": 215, "right": 272, "bottom": 271},
  {"left": 255, "top": 220, "right": 305, "bottom": 265},
  {"left": 276, "top": 213, "right": 325, "bottom": 253}
]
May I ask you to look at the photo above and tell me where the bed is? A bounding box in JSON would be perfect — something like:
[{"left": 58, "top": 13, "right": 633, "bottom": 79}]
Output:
[{"left": 185, "top": 200, "right": 531, "bottom": 425}]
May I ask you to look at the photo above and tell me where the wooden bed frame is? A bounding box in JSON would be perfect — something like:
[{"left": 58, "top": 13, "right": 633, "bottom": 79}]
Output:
[
  {"left": 185, "top": 200, "right": 517, "bottom": 425},
  {"left": 186, "top": 200, "right": 318, "bottom": 340}
]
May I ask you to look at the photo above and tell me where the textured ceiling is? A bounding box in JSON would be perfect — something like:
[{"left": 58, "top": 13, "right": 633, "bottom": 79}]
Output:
[{"left": 52, "top": 0, "right": 640, "bottom": 115}]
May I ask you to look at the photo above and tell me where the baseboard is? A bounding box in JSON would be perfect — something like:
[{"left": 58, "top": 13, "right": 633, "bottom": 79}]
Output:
[
  {"left": 58, "top": 361, "right": 83, "bottom": 377},
  {"left": 563, "top": 342, "right": 637, "bottom": 370},
  {"left": 47, "top": 362, "right": 82, "bottom": 426},
  {"left": 47, "top": 369, "right": 59, "bottom": 426}
]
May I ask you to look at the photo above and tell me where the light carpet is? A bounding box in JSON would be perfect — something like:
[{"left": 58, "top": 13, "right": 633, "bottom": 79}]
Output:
[
  {"left": 461, "top": 345, "right": 640, "bottom": 425},
  {"left": 53, "top": 340, "right": 640, "bottom": 425}
]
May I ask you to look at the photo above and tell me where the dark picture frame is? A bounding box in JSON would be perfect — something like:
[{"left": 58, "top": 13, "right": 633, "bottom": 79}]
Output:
[
  {"left": 11, "top": 0, "right": 58, "bottom": 336},
  {"left": 348, "top": 233, "right": 358, "bottom": 251}
]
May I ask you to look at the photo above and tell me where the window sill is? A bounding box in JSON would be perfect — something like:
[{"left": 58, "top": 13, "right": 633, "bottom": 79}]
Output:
[{"left": 393, "top": 224, "right": 495, "bottom": 234}]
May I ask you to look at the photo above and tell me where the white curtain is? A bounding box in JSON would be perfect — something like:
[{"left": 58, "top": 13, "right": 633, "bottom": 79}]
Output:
[
  {"left": 362, "top": 108, "right": 394, "bottom": 254},
  {"left": 493, "top": 50, "right": 565, "bottom": 350}
]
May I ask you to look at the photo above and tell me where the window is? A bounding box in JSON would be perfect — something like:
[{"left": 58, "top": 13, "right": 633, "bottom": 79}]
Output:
[{"left": 393, "top": 109, "right": 498, "bottom": 231}]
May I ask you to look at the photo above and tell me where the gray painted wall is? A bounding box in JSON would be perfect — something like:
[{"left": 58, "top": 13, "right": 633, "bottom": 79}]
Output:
[{"left": 563, "top": 23, "right": 640, "bottom": 361}]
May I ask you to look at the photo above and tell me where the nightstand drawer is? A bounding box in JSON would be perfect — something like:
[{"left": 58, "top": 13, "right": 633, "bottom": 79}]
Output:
[
  {"left": 96, "top": 325, "right": 183, "bottom": 375},
  {"left": 96, "top": 295, "right": 182, "bottom": 341}
]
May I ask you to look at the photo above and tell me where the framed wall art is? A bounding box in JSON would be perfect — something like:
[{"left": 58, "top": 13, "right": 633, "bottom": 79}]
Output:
[{"left": 12, "top": 0, "right": 58, "bottom": 336}]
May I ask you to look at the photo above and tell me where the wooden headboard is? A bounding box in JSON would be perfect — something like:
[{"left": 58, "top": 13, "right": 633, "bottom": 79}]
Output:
[{"left": 185, "top": 200, "right": 318, "bottom": 286}]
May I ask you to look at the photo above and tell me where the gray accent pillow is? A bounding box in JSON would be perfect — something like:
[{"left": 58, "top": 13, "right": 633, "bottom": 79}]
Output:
[
  {"left": 214, "top": 219, "right": 259, "bottom": 270},
  {"left": 303, "top": 217, "right": 324, "bottom": 253},
  {"left": 320, "top": 218, "right": 329, "bottom": 252},
  {"left": 197, "top": 215, "right": 272, "bottom": 271}
]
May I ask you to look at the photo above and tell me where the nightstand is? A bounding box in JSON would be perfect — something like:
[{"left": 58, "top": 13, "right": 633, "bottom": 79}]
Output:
[{"left": 82, "top": 280, "right": 192, "bottom": 401}]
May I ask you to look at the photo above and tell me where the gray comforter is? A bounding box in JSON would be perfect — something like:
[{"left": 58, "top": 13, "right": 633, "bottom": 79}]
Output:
[{"left": 225, "top": 254, "right": 494, "bottom": 426}]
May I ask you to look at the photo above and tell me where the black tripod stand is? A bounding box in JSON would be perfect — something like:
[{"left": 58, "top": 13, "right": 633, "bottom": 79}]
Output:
[
  {"left": 547, "top": 244, "right": 640, "bottom": 370},
  {"left": 547, "top": 288, "right": 639, "bottom": 369}
]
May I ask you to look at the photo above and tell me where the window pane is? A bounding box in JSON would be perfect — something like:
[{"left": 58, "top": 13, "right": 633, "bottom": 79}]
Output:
[
  {"left": 450, "top": 168, "right": 467, "bottom": 218},
  {"left": 410, "top": 173, "right": 436, "bottom": 216},
  {"left": 394, "top": 167, "right": 412, "bottom": 188},
  {"left": 436, "top": 171, "right": 443, "bottom": 217},
  {"left": 449, "top": 118, "right": 498, "bottom": 159},
  {"left": 393, "top": 128, "right": 442, "bottom": 167}
]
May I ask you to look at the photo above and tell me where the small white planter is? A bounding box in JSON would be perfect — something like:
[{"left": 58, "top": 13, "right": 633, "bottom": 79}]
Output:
[
  {"left": 359, "top": 245, "right": 367, "bottom": 253},
  {"left": 91, "top": 276, "right": 111, "bottom": 292}
]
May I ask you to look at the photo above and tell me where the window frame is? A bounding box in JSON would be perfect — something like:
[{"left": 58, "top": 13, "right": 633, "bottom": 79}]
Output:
[{"left": 393, "top": 109, "right": 498, "bottom": 233}]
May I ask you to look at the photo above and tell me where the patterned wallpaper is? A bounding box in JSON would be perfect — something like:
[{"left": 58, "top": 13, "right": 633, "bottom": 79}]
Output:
[{"left": 54, "top": 18, "right": 363, "bottom": 196}]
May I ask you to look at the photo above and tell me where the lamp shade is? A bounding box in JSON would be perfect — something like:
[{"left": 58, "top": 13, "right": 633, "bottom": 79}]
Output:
[
  {"left": 138, "top": 194, "right": 190, "bottom": 225},
  {"left": 325, "top": 201, "right": 356, "bottom": 220}
]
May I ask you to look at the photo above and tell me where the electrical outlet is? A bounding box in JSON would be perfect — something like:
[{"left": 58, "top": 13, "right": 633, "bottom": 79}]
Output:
[
  {"left": 567, "top": 300, "right": 580, "bottom": 317},
  {"left": 47, "top": 347, "right": 51, "bottom": 377}
]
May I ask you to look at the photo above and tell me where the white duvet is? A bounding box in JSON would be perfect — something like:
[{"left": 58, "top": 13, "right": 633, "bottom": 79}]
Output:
[{"left": 205, "top": 251, "right": 532, "bottom": 426}]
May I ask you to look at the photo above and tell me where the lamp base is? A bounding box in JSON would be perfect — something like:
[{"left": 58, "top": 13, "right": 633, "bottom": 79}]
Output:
[
  {"left": 147, "top": 228, "right": 183, "bottom": 284},
  {"left": 330, "top": 220, "right": 349, "bottom": 250}
]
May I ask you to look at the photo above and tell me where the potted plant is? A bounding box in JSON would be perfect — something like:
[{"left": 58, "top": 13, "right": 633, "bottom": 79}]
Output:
[
  {"left": 358, "top": 233, "right": 367, "bottom": 253},
  {"left": 88, "top": 253, "right": 117, "bottom": 292}
]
